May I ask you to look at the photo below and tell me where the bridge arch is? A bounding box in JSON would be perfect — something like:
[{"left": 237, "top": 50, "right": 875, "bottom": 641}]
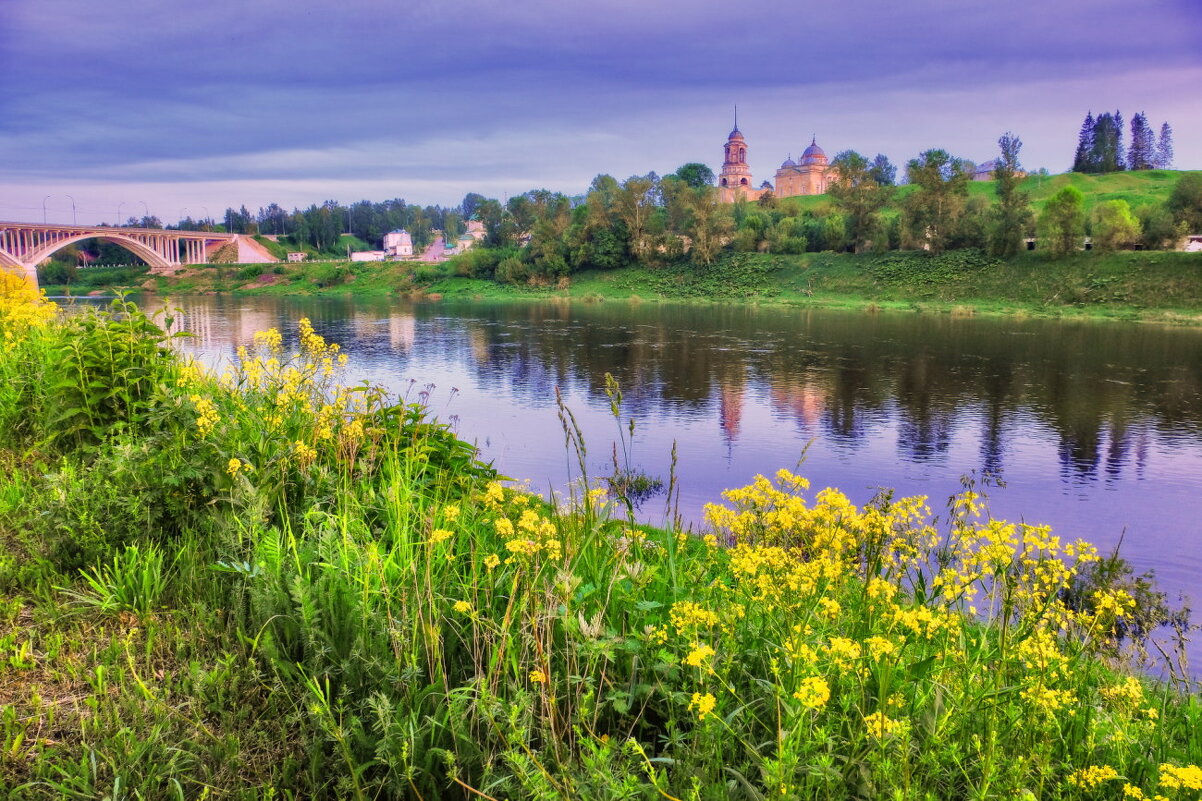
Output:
[
  {"left": 25, "top": 232, "right": 174, "bottom": 270},
  {"left": 0, "top": 247, "right": 23, "bottom": 271}
]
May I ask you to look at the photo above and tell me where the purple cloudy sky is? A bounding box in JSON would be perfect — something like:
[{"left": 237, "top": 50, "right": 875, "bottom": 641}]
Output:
[{"left": 2, "top": 0, "right": 1199, "bottom": 225}]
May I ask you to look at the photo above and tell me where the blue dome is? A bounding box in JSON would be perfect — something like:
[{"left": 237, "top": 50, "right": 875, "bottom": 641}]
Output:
[
  {"left": 780, "top": 156, "right": 796, "bottom": 169},
  {"left": 800, "top": 138, "right": 827, "bottom": 165}
]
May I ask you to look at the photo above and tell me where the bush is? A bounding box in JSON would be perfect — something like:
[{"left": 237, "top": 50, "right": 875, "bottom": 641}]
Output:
[{"left": 37, "top": 260, "right": 77, "bottom": 285}]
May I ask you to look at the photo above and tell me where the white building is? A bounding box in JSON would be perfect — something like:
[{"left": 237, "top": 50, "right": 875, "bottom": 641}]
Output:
[{"left": 383, "top": 229, "right": 413, "bottom": 258}]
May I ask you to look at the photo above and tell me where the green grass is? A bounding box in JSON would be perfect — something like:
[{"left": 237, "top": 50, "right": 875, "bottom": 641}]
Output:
[
  {"left": 777, "top": 168, "right": 1201, "bottom": 217},
  {"left": 0, "top": 287, "right": 1200, "bottom": 798}
]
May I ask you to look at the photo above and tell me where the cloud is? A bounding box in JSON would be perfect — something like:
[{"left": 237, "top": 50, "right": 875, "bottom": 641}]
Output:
[{"left": 1, "top": 0, "right": 1199, "bottom": 219}]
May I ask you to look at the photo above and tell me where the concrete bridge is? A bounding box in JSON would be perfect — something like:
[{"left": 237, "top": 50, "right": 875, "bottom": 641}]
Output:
[{"left": 0, "top": 221, "right": 278, "bottom": 287}]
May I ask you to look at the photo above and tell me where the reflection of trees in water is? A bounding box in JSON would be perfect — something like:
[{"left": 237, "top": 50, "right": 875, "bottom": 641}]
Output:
[
  {"left": 424, "top": 301, "right": 1201, "bottom": 482},
  {"left": 172, "top": 296, "right": 1202, "bottom": 485}
]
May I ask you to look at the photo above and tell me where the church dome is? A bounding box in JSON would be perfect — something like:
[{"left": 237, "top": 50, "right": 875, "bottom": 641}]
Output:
[
  {"left": 800, "top": 138, "right": 827, "bottom": 165},
  {"left": 727, "top": 127, "right": 745, "bottom": 141},
  {"left": 780, "top": 155, "right": 796, "bottom": 169}
]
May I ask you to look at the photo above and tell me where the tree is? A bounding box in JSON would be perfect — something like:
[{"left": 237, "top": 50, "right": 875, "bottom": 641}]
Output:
[
  {"left": 1039, "top": 186, "right": 1086, "bottom": 257},
  {"left": 613, "top": 174, "right": 661, "bottom": 262},
  {"left": 1088, "top": 112, "right": 1124, "bottom": 173},
  {"left": 1092, "top": 200, "right": 1141, "bottom": 252},
  {"left": 902, "top": 149, "right": 972, "bottom": 254},
  {"left": 828, "top": 150, "right": 893, "bottom": 253},
  {"left": 989, "top": 132, "right": 1034, "bottom": 258},
  {"left": 461, "top": 193, "right": 486, "bottom": 221},
  {"left": 1072, "top": 112, "right": 1096, "bottom": 172},
  {"left": 1155, "top": 122, "right": 1174, "bottom": 169},
  {"left": 1167, "top": 173, "right": 1202, "bottom": 231},
  {"left": 1127, "top": 112, "right": 1155, "bottom": 170},
  {"left": 1138, "top": 205, "right": 1178, "bottom": 249},
  {"left": 869, "top": 154, "right": 897, "bottom": 186},
  {"left": 672, "top": 163, "right": 716, "bottom": 189}
]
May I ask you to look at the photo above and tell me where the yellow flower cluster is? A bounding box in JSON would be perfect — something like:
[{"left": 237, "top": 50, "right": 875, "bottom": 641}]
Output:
[
  {"left": 226, "top": 457, "right": 250, "bottom": 477},
  {"left": 294, "top": 440, "right": 317, "bottom": 468},
  {"left": 792, "top": 676, "right": 830, "bottom": 709},
  {"left": 689, "top": 692, "right": 716, "bottom": 721},
  {"left": 1100, "top": 676, "right": 1146, "bottom": 709},
  {"left": 1094, "top": 588, "right": 1137, "bottom": 618},
  {"left": 1159, "top": 763, "right": 1202, "bottom": 791},
  {"left": 683, "top": 644, "right": 715, "bottom": 669},
  {"left": 669, "top": 601, "right": 720, "bottom": 635},
  {"left": 0, "top": 273, "right": 56, "bottom": 342},
  {"left": 1068, "top": 765, "right": 1119, "bottom": 789},
  {"left": 862, "top": 711, "right": 909, "bottom": 740},
  {"left": 191, "top": 395, "right": 219, "bottom": 436}
]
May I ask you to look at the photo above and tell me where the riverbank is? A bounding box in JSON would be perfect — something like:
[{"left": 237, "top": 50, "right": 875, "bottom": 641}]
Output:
[
  {"left": 2, "top": 280, "right": 1200, "bottom": 798},
  {"left": 43, "top": 248, "right": 1202, "bottom": 325}
]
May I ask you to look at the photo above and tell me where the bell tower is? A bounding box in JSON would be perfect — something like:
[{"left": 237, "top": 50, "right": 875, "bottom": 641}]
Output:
[{"left": 718, "top": 107, "right": 754, "bottom": 203}]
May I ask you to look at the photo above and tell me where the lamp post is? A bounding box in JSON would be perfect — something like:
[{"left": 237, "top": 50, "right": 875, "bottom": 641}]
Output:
[
  {"left": 139, "top": 201, "right": 150, "bottom": 228},
  {"left": 43, "top": 194, "right": 77, "bottom": 225},
  {"left": 117, "top": 202, "right": 126, "bottom": 227}
]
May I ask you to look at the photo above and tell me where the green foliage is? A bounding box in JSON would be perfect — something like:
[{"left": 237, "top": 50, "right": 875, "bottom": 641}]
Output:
[
  {"left": 59, "top": 543, "right": 170, "bottom": 616},
  {"left": 869, "top": 249, "right": 1002, "bottom": 286},
  {"left": 1, "top": 300, "right": 1200, "bottom": 799},
  {"left": 311, "top": 262, "right": 349, "bottom": 288},
  {"left": 36, "top": 260, "right": 77, "bottom": 286},
  {"left": 903, "top": 149, "right": 972, "bottom": 254},
  {"left": 35, "top": 296, "right": 180, "bottom": 453},
  {"left": 1040, "top": 186, "right": 1087, "bottom": 258},
  {"left": 829, "top": 150, "right": 893, "bottom": 253},
  {"left": 989, "top": 132, "right": 1034, "bottom": 258},
  {"left": 1168, "top": 172, "right": 1202, "bottom": 231},
  {"left": 1092, "top": 199, "right": 1142, "bottom": 252},
  {"left": 671, "top": 162, "right": 716, "bottom": 188}
]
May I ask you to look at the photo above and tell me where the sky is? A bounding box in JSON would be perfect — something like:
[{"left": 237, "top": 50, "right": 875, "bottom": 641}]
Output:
[{"left": 2, "top": 0, "right": 1200, "bottom": 226}]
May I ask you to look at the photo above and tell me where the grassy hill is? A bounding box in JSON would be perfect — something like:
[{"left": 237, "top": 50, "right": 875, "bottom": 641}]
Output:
[{"left": 779, "top": 168, "right": 1200, "bottom": 216}]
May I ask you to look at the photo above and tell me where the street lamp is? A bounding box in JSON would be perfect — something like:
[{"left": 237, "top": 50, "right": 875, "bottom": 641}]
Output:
[
  {"left": 43, "top": 194, "right": 77, "bottom": 225},
  {"left": 139, "top": 201, "right": 150, "bottom": 227},
  {"left": 117, "top": 202, "right": 126, "bottom": 227}
]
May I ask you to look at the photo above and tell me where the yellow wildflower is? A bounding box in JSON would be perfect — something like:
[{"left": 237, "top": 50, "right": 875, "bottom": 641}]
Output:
[
  {"left": 529, "top": 669, "right": 547, "bottom": 683},
  {"left": 1159, "top": 763, "right": 1202, "bottom": 790},
  {"left": 442, "top": 504, "right": 460, "bottom": 522},
  {"left": 430, "top": 528, "right": 454, "bottom": 545},
  {"left": 689, "top": 692, "right": 716, "bottom": 721},
  {"left": 683, "top": 644, "right": 715, "bottom": 668},
  {"left": 792, "top": 676, "right": 830, "bottom": 709},
  {"left": 1068, "top": 765, "right": 1119, "bottom": 789},
  {"left": 483, "top": 554, "right": 501, "bottom": 570},
  {"left": 452, "top": 601, "right": 471, "bottom": 614},
  {"left": 863, "top": 711, "right": 909, "bottom": 740}
]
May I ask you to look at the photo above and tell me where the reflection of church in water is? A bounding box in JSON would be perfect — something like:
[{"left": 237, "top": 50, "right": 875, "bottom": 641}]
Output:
[{"left": 718, "top": 112, "right": 836, "bottom": 204}]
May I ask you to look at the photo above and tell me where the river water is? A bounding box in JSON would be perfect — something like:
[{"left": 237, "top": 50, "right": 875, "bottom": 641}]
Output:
[{"left": 102, "top": 294, "right": 1202, "bottom": 663}]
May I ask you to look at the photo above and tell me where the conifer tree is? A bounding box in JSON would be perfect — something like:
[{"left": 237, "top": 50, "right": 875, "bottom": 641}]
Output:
[
  {"left": 1155, "top": 122, "right": 1174, "bottom": 169},
  {"left": 1072, "top": 112, "right": 1095, "bottom": 173},
  {"left": 1113, "top": 110, "right": 1126, "bottom": 170},
  {"left": 1128, "top": 112, "right": 1155, "bottom": 170}
]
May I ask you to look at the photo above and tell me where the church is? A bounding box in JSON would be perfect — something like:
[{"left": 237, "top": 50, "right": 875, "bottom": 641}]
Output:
[{"left": 717, "top": 117, "right": 836, "bottom": 203}]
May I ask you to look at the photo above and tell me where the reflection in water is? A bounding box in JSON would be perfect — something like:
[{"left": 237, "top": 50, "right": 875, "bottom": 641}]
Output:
[{"left": 121, "top": 294, "right": 1202, "bottom": 660}]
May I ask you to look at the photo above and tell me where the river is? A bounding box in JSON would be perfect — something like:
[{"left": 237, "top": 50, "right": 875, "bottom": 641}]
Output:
[{"left": 106, "top": 294, "right": 1202, "bottom": 665}]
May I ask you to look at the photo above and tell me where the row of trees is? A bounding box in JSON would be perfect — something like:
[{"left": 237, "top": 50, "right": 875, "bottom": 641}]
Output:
[
  {"left": 177, "top": 200, "right": 466, "bottom": 255},
  {"left": 454, "top": 133, "right": 1200, "bottom": 283},
  {"left": 1040, "top": 172, "right": 1201, "bottom": 257},
  {"left": 1072, "top": 111, "right": 1173, "bottom": 173}
]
